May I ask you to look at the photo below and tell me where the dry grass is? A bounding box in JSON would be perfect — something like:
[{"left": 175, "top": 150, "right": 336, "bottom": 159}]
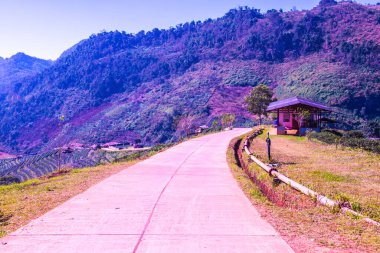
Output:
[
  {"left": 228, "top": 131, "right": 380, "bottom": 253},
  {"left": 254, "top": 128, "right": 380, "bottom": 222}
]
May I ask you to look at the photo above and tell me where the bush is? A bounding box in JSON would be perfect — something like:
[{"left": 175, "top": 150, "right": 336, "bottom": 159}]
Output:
[
  {"left": 343, "top": 130, "right": 365, "bottom": 139},
  {"left": 0, "top": 176, "right": 20, "bottom": 185},
  {"left": 340, "top": 138, "right": 380, "bottom": 153},
  {"left": 308, "top": 130, "right": 380, "bottom": 154},
  {"left": 308, "top": 131, "right": 339, "bottom": 144},
  {"left": 322, "top": 128, "right": 343, "bottom": 137}
]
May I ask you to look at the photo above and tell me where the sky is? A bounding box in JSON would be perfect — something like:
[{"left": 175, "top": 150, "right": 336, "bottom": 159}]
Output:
[{"left": 0, "top": 0, "right": 378, "bottom": 60}]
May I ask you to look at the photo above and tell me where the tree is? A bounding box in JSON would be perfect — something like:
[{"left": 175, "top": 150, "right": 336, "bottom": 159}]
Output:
[
  {"left": 295, "top": 108, "right": 311, "bottom": 136},
  {"left": 319, "top": 0, "right": 337, "bottom": 6},
  {"left": 220, "top": 114, "right": 236, "bottom": 128},
  {"left": 177, "top": 115, "right": 196, "bottom": 138},
  {"left": 211, "top": 120, "right": 221, "bottom": 131},
  {"left": 245, "top": 84, "right": 273, "bottom": 125}
]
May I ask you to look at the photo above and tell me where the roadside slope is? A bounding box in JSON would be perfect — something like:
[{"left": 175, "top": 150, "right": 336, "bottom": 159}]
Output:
[{"left": 0, "top": 128, "right": 294, "bottom": 253}]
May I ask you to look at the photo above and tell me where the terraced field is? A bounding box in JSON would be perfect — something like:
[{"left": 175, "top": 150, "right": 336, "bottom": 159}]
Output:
[{"left": 0, "top": 149, "right": 140, "bottom": 184}]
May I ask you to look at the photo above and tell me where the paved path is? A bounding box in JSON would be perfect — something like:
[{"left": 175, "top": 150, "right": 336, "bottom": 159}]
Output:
[{"left": 1, "top": 129, "right": 294, "bottom": 253}]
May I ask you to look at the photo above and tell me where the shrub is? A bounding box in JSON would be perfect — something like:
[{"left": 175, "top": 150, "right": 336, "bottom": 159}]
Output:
[
  {"left": 308, "top": 130, "right": 380, "bottom": 154},
  {"left": 0, "top": 176, "right": 20, "bottom": 185},
  {"left": 308, "top": 131, "right": 339, "bottom": 144},
  {"left": 0, "top": 210, "right": 11, "bottom": 225},
  {"left": 340, "top": 138, "right": 380, "bottom": 153},
  {"left": 322, "top": 129, "right": 343, "bottom": 137},
  {"left": 343, "top": 130, "right": 365, "bottom": 139}
]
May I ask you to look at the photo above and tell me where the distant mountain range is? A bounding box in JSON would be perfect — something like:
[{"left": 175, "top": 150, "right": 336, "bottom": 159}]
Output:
[{"left": 0, "top": 0, "right": 379, "bottom": 154}]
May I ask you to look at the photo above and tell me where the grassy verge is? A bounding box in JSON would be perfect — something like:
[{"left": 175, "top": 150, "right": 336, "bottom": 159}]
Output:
[
  {"left": 255, "top": 128, "right": 380, "bottom": 222},
  {"left": 227, "top": 130, "right": 380, "bottom": 253},
  {"left": 0, "top": 145, "right": 171, "bottom": 238}
]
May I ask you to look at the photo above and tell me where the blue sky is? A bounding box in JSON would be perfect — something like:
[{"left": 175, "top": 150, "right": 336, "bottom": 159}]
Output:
[{"left": 0, "top": 0, "right": 378, "bottom": 60}]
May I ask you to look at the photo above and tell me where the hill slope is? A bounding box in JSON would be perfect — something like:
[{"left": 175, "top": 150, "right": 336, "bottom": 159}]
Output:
[
  {"left": 0, "top": 53, "right": 52, "bottom": 91},
  {"left": 0, "top": 1, "right": 379, "bottom": 154}
]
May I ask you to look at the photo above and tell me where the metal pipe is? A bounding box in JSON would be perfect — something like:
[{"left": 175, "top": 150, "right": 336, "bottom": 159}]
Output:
[{"left": 243, "top": 129, "right": 380, "bottom": 227}]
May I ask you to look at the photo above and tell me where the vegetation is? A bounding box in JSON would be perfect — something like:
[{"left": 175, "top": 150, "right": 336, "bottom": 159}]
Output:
[
  {"left": 295, "top": 108, "right": 311, "bottom": 135},
  {"left": 0, "top": 1, "right": 379, "bottom": 154},
  {"left": 245, "top": 84, "right": 274, "bottom": 125},
  {"left": 0, "top": 148, "right": 149, "bottom": 184},
  {"left": 228, "top": 129, "right": 380, "bottom": 252},
  {"left": 307, "top": 129, "right": 380, "bottom": 154},
  {"left": 0, "top": 53, "right": 51, "bottom": 93},
  {"left": 252, "top": 128, "right": 380, "bottom": 222},
  {"left": 220, "top": 113, "right": 236, "bottom": 128}
]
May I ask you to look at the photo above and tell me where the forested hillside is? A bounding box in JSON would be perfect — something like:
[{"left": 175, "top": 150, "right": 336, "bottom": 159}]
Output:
[
  {"left": 0, "top": 0, "right": 379, "bottom": 154},
  {"left": 0, "top": 52, "right": 51, "bottom": 93}
]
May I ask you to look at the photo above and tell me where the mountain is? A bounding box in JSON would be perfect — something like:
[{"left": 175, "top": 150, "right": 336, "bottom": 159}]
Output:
[
  {"left": 0, "top": 53, "right": 52, "bottom": 92},
  {"left": 0, "top": 1, "right": 379, "bottom": 154}
]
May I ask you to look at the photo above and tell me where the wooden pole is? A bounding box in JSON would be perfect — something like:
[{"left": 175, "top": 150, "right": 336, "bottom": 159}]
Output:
[{"left": 277, "top": 109, "right": 279, "bottom": 126}]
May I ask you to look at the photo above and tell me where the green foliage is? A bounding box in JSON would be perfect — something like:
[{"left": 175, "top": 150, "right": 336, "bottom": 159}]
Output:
[
  {"left": 319, "top": 0, "right": 337, "bottom": 6},
  {"left": 245, "top": 84, "right": 273, "bottom": 124},
  {"left": 311, "top": 170, "right": 347, "bottom": 182},
  {"left": 0, "top": 210, "right": 11, "bottom": 226},
  {"left": 343, "top": 130, "right": 365, "bottom": 139},
  {"left": 224, "top": 68, "right": 263, "bottom": 87},
  {"left": 295, "top": 108, "right": 312, "bottom": 133},
  {"left": 308, "top": 130, "right": 380, "bottom": 153},
  {"left": 212, "top": 120, "right": 221, "bottom": 130},
  {"left": 274, "top": 60, "right": 380, "bottom": 133},
  {"left": 307, "top": 131, "right": 340, "bottom": 144},
  {"left": 361, "top": 118, "right": 380, "bottom": 138},
  {"left": 351, "top": 202, "right": 363, "bottom": 212},
  {"left": 0, "top": 176, "right": 19, "bottom": 185},
  {"left": 334, "top": 193, "right": 351, "bottom": 203},
  {"left": 322, "top": 129, "right": 343, "bottom": 137},
  {"left": 340, "top": 138, "right": 380, "bottom": 153},
  {"left": 0, "top": 2, "right": 379, "bottom": 154},
  {"left": 220, "top": 114, "right": 236, "bottom": 128}
]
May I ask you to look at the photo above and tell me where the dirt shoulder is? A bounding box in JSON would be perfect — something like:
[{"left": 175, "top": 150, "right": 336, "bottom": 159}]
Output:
[{"left": 227, "top": 131, "right": 380, "bottom": 253}]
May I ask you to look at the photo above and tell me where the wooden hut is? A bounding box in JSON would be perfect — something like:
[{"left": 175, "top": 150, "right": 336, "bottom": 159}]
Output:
[{"left": 267, "top": 97, "right": 333, "bottom": 135}]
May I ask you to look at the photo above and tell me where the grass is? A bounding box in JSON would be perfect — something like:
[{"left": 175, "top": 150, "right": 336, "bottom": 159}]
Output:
[
  {"left": 228, "top": 128, "right": 380, "bottom": 253},
  {"left": 254, "top": 127, "right": 380, "bottom": 222},
  {"left": 310, "top": 170, "right": 348, "bottom": 182}
]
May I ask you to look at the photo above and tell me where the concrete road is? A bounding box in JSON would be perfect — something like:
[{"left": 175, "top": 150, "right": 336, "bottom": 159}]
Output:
[{"left": 0, "top": 129, "right": 294, "bottom": 253}]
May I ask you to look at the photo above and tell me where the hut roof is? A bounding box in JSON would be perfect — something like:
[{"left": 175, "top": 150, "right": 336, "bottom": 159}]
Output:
[{"left": 267, "top": 97, "right": 332, "bottom": 112}]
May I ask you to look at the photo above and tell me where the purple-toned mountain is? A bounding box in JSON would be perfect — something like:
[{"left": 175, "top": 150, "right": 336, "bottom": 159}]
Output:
[
  {"left": 0, "top": 1, "right": 379, "bottom": 154},
  {"left": 0, "top": 53, "right": 52, "bottom": 91}
]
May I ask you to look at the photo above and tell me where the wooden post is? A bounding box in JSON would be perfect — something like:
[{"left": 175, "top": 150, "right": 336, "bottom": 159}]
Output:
[{"left": 277, "top": 109, "right": 279, "bottom": 126}]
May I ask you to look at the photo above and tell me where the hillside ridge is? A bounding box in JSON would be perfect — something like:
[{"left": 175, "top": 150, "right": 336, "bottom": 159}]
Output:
[{"left": 0, "top": 1, "right": 379, "bottom": 154}]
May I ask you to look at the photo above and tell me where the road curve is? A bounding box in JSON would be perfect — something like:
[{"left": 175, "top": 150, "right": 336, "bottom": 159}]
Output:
[{"left": 1, "top": 128, "right": 294, "bottom": 253}]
